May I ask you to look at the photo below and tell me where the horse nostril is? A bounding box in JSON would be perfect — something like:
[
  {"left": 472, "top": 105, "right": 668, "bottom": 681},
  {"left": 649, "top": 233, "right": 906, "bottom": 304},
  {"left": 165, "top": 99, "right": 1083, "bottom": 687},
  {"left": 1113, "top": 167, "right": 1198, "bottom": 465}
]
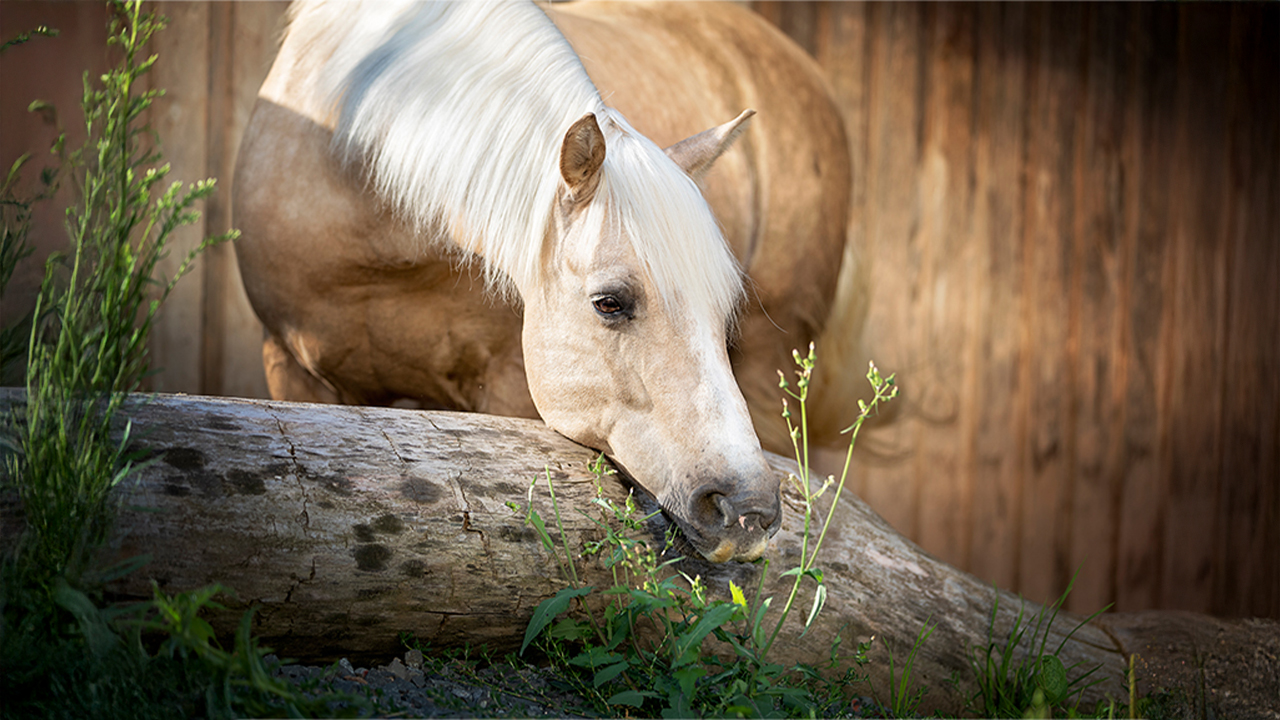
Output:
[
  {"left": 738, "top": 497, "right": 780, "bottom": 533},
  {"left": 691, "top": 485, "right": 779, "bottom": 535},
  {"left": 715, "top": 494, "right": 738, "bottom": 528},
  {"left": 739, "top": 512, "right": 769, "bottom": 532},
  {"left": 692, "top": 488, "right": 739, "bottom": 530}
]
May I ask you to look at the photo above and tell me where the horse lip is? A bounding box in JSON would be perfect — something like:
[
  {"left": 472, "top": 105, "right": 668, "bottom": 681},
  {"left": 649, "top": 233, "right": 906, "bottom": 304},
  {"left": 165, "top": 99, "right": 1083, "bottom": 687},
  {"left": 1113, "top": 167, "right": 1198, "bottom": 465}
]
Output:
[{"left": 660, "top": 499, "right": 777, "bottom": 563}]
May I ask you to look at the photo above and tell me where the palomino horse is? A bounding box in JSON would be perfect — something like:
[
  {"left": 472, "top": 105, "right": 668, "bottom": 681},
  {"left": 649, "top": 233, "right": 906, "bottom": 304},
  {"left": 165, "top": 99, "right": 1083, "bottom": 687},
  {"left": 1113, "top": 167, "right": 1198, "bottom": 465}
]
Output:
[{"left": 233, "top": 1, "right": 853, "bottom": 563}]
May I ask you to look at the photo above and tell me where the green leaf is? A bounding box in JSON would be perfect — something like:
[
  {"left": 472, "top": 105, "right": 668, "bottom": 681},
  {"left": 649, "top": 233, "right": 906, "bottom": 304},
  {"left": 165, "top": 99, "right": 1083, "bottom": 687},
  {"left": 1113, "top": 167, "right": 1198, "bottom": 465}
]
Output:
[
  {"left": 729, "top": 579, "right": 747, "bottom": 609},
  {"left": 673, "top": 602, "right": 739, "bottom": 666},
  {"left": 546, "top": 617, "right": 590, "bottom": 641},
  {"left": 527, "top": 510, "right": 555, "bottom": 553},
  {"left": 52, "top": 578, "right": 118, "bottom": 657},
  {"left": 593, "top": 660, "right": 630, "bottom": 687},
  {"left": 569, "top": 646, "right": 623, "bottom": 670},
  {"left": 801, "top": 582, "right": 827, "bottom": 636},
  {"left": 661, "top": 690, "right": 693, "bottom": 718},
  {"left": 607, "top": 689, "right": 649, "bottom": 707},
  {"left": 520, "top": 585, "right": 592, "bottom": 655},
  {"left": 673, "top": 664, "right": 707, "bottom": 699},
  {"left": 751, "top": 596, "right": 774, "bottom": 649},
  {"left": 93, "top": 552, "right": 151, "bottom": 583},
  {"left": 1034, "top": 654, "right": 1068, "bottom": 703}
]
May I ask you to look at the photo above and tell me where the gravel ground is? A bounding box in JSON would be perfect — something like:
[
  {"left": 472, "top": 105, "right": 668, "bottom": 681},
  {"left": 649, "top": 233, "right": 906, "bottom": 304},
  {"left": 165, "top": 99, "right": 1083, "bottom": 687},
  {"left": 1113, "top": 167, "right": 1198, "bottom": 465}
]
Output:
[
  {"left": 265, "top": 651, "right": 599, "bottom": 718},
  {"left": 265, "top": 650, "right": 890, "bottom": 718}
]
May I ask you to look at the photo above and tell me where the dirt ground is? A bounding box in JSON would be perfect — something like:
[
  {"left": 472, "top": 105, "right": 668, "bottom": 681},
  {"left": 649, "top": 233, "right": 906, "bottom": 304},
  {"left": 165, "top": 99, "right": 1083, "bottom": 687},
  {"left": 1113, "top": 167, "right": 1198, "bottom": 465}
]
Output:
[{"left": 1099, "top": 611, "right": 1280, "bottom": 719}]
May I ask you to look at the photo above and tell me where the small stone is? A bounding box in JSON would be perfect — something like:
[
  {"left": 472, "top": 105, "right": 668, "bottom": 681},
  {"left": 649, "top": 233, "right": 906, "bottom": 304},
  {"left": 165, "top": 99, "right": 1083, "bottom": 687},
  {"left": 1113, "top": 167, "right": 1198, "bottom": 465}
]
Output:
[
  {"left": 408, "top": 668, "right": 426, "bottom": 688},
  {"left": 405, "top": 648, "right": 424, "bottom": 669},
  {"left": 387, "top": 657, "right": 410, "bottom": 680},
  {"left": 338, "top": 657, "right": 355, "bottom": 675}
]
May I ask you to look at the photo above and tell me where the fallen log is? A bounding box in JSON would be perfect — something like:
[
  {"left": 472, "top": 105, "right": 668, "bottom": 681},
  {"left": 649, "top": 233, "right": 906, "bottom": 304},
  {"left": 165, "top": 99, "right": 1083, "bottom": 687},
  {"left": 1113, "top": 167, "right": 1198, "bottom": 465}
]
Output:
[{"left": 1, "top": 390, "right": 1274, "bottom": 715}]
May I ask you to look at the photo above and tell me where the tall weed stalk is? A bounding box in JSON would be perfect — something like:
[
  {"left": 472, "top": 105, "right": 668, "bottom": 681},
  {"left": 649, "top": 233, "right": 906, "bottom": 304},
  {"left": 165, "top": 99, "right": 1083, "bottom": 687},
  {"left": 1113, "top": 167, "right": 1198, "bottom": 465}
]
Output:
[
  {"left": 4, "top": 0, "right": 234, "bottom": 584},
  {"left": 0, "top": 5, "right": 375, "bottom": 718}
]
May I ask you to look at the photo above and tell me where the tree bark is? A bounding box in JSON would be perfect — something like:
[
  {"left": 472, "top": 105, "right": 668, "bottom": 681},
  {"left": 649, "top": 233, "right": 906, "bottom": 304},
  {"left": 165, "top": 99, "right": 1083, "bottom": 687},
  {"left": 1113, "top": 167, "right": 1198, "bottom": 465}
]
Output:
[{"left": 2, "top": 390, "right": 1274, "bottom": 715}]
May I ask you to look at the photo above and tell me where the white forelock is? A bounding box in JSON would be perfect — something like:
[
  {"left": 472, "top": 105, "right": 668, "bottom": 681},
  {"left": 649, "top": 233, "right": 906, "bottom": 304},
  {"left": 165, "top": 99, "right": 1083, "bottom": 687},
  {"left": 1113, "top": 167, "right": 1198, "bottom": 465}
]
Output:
[{"left": 302, "top": 0, "right": 743, "bottom": 320}]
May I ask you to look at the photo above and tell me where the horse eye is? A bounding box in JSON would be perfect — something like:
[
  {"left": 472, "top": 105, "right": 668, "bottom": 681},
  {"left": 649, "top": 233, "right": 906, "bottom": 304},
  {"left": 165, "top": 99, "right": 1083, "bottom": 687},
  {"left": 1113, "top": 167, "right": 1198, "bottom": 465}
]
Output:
[{"left": 592, "top": 295, "right": 625, "bottom": 317}]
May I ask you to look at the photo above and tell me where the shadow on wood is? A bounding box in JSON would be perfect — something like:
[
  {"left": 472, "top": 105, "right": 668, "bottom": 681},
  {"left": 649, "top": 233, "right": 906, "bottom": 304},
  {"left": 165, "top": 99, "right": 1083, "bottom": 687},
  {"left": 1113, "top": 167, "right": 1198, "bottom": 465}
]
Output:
[{"left": 2, "top": 390, "right": 1275, "bottom": 715}]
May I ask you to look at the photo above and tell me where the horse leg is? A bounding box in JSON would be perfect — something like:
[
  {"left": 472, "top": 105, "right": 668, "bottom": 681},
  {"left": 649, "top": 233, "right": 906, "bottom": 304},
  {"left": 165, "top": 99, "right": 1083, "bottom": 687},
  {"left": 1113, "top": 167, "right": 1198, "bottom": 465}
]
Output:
[{"left": 262, "top": 333, "right": 341, "bottom": 404}]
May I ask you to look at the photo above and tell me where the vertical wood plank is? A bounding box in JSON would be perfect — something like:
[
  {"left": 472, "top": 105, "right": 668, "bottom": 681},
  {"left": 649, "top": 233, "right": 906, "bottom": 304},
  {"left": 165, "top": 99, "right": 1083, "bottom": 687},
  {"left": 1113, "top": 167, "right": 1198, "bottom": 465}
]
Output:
[
  {"left": 1114, "top": 2, "right": 1177, "bottom": 613},
  {"left": 1160, "top": 3, "right": 1232, "bottom": 613},
  {"left": 775, "top": 1, "right": 819, "bottom": 59},
  {"left": 199, "top": 1, "right": 233, "bottom": 397},
  {"left": 1260, "top": 4, "right": 1280, "bottom": 620},
  {"left": 147, "top": 1, "right": 210, "bottom": 394},
  {"left": 809, "top": 2, "right": 874, "bottom": 457},
  {"left": 225, "top": 2, "right": 289, "bottom": 400},
  {"left": 913, "top": 3, "right": 977, "bottom": 570},
  {"left": 814, "top": 1, "right": 870, "bottom": 262},
  {"left": 1065, "top": 4, "right": 1128, "bottom": 614},
  {"left": 851, "top": 1, "right": 926, "bottom": 538},
  {"left": 750, "top": 2, "right": 784, "bottom": 38},
  {"left": 1016, "top": 3, "right": 1082, "bottom": 606},
  {"left": 203, "top": 1, "right": 287, "bottom": 400},
  {"left": 967, "top": 3, "right": 1028, "bottom": 591},
  {"left": 0, "top": 3, "right": 110, "bottom": 333},
  {"left": 1215, "top": 2, "right": 1280, "bottom": 619}
]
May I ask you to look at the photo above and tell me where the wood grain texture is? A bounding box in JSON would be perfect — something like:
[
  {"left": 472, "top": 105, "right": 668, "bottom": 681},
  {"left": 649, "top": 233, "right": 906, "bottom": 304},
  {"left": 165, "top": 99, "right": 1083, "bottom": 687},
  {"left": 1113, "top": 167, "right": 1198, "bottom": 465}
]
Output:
[
  {"left": 848, "top": 1, "right": 924, "bottom": 541},
  {"left": 1114, "top": 2, "right": 1177, "bottom": 614},
  {"left": 759, "top": 2, "right": 1278, "bottom": 620},
  {"left": 1016, "top": 4, "right": 1081, "bottom": 607},
  {"left": 0, "top": 389, "right": 1132, "bottom": 715},
  {"left": 6, "top": 389, "right": 1277, "bottom": 715},
  {"left": 201, "top": 1, "right": 286, "bottom": 400},
  {"left": 147, "top": 1, "right": 211, "bottom": 395},
  {"left": 0, "top": 2, "right": 110, "bottom": 331},
  {"left": 1215, "top": 3, "right": 1280, "bottom": 619},
  {"left": 912, "top": 3, "right": 976, "bottom": 570},
  {"left": 1160, "top": 4, "right": 1232, "bottom": 614},
  {"left": 966, "top": 2, "right": 1027, "bottom": 596},
  {"left": 1066, "top": 3, "right": 1128, "bottom": 614}
]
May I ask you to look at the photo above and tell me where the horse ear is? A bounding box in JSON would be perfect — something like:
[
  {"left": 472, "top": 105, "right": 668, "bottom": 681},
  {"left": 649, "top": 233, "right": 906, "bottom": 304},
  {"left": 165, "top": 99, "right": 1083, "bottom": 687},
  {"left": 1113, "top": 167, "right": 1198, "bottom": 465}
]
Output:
[
  {"left": 560, "top": 113, "right": 606, "bottom": 202},
  {"left": 664, "top": 109, "right": 755, "bottom": 181}
]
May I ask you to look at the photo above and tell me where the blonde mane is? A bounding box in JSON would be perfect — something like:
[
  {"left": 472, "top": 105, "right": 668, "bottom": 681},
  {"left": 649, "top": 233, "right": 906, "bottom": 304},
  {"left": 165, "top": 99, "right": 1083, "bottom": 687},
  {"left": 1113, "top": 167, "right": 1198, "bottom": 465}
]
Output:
[{"left": 298, "top": 0, "right": 743, "bottom": 320}]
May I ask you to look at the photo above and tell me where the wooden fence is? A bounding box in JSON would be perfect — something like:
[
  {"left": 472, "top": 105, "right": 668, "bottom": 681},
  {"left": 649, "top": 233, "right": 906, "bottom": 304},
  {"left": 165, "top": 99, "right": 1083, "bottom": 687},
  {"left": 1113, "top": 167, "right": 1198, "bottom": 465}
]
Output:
[{"left": 1, "top": 2, "right": 1276, "bottom": 620}]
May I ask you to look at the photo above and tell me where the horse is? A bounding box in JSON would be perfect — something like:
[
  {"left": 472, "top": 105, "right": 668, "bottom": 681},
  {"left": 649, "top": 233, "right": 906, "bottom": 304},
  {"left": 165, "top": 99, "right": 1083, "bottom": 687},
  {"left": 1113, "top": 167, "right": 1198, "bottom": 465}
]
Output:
[{"left": 232, "top": 0, "right": 855, "bottom": 563}]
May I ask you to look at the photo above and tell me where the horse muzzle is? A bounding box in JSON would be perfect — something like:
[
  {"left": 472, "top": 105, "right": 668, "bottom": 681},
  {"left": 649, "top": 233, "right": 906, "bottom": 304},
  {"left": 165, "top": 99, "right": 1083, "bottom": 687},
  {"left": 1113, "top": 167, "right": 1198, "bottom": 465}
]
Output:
[{"left": 675, "top": 482, "right": 782, "bottom": 563}]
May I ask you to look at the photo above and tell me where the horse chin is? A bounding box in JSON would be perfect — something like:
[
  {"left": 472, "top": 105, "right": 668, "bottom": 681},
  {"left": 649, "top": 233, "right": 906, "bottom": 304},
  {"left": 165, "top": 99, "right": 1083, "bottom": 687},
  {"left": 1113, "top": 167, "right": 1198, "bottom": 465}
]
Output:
[{"left": 703, "top": 535, "right": 771, "bottom": 564}]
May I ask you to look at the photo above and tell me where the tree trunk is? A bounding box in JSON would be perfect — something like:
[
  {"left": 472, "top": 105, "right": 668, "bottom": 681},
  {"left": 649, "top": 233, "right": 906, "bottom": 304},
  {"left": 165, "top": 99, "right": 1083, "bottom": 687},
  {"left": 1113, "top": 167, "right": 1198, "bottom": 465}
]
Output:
[{"left": 2, "top": 390, "right": 1274, "bottom": 715}]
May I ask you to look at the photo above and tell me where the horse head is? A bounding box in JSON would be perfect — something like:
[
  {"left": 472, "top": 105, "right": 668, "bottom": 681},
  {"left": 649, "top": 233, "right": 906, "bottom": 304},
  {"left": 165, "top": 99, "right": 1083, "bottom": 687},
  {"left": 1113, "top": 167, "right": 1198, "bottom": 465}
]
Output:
[{"left": 519, "top": 109, "right": 780, "bottom": 563}]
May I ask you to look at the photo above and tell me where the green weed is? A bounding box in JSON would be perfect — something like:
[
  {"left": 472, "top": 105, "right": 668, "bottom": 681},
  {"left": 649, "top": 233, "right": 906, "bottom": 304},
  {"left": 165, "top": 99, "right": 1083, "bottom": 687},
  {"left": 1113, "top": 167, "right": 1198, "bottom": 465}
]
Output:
[
  {"left": 0, "top": 4, "right": 373, "bottom": 718},
  {"left": 5, "top": 0, "right": 235, "bottom": 586},
  {"left": 962, "top": 572, "right": 1109, "bottom": 718},
  {"left": 877, "top": 616, "right": 935, "bottom": 717}
]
